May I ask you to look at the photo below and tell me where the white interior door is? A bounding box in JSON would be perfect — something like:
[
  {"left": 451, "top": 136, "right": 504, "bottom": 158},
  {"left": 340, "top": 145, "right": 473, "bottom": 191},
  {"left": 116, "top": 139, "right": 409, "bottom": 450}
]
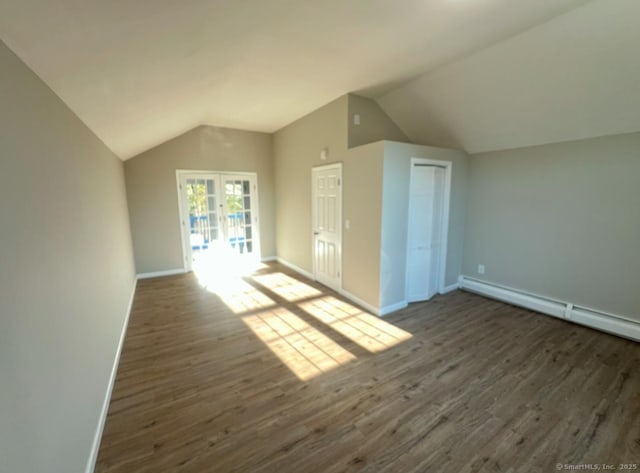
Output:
[
  {"left": 312, "top": 164, "right": 342, "bottom": 291},
  {"left": 179, "top": 172, "right": 260, "bottom": 270},
  {"left": 406, "top": 165, "right": 446, "bottom": 302}
]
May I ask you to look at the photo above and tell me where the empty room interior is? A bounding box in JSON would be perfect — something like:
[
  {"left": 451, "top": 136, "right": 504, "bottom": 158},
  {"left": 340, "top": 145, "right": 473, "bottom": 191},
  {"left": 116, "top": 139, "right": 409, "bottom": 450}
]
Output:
[{"left": 2, "top": 0, "right": 640, "bottom": 472}]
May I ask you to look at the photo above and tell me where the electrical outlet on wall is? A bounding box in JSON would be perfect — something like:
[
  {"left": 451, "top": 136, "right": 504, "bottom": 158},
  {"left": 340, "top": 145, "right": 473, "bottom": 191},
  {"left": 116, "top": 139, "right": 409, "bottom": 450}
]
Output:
[
  {"left": 353, "top": 114, "right": 360, "bottom": 125},
  {"left": 478, "top": 264, "right": 485, "bottom": 275}
]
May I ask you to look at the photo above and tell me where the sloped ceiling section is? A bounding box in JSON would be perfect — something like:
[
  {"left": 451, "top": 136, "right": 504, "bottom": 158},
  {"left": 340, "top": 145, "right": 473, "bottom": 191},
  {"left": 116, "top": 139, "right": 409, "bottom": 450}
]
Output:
[
  {"left": 0, "top": 0, "right": 588, "bottom": 159},
  {"left": 377, "top": 0, "right": 640, "bottom": 154}
]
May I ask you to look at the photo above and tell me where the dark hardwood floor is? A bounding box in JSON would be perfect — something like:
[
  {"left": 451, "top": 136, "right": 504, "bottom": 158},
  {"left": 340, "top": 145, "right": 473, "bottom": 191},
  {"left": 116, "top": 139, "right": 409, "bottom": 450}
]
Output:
[{"left": 96, "top": 262, "right": 640, "bottom": 473}]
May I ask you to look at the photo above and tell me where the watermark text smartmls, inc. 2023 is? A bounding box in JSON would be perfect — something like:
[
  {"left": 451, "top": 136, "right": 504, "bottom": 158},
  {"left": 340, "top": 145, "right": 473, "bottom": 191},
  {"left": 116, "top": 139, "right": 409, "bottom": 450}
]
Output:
[{"left": 555, "top": 464, "right": 638, "bottom": 471}]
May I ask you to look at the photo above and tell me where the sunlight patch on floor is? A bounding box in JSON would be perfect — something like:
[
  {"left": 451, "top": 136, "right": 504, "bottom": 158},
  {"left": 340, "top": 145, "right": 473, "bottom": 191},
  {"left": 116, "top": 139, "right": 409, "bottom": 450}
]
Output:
[
  {"left": 299, "top": 296, "right": 412, "bottom": 353},
  {"left": 192, "top": 250, "right": 274, "bottom": 314},
  {"left": 192, "top": 247, "right": 267, "bottom": 281},
  {"left": 242, "top": 307, "right": 357, "bottom": 381},
  {"left": 194, "top": 266, "right": 274, "bottom": 315},
  {"left": 252, "top": 272, "right": 322, "bottom": 302},
  {"left": 193, "top": 261, "right": 410, "bottom": 379},
  {"left": 214, "top": 280, "right": 275, "bottom": 314}
]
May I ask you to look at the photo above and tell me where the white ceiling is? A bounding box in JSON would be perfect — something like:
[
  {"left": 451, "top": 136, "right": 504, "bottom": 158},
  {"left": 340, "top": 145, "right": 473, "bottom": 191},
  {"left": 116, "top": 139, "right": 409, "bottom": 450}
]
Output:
[
  {"left": 378, "top": 0, "right": 640, "bottom": 154},
  {"left": 0, "top": 0, "right": 589, "bottom": 159}
]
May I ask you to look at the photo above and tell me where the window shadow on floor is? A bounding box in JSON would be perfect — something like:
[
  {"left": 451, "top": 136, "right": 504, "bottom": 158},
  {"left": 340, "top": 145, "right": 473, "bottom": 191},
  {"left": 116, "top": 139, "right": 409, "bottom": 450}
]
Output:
[{"left": 194, "top": 262, "right": 412, "bottom": 381}]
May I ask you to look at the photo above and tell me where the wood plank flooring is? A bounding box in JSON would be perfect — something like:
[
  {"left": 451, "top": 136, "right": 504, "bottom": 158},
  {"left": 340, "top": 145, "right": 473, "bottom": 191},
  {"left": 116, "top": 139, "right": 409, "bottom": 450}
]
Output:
[{"left": 96, "top": 263, "right": 640, "bottom": 473}]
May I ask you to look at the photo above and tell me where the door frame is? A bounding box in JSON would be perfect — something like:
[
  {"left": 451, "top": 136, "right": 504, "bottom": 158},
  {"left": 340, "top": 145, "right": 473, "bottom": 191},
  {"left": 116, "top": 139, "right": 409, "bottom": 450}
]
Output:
[
  {"left": 405, "top": 158, "right": 453, "bottom": 300},
  {"left": 175, "top": 169, "right": 261, "bottom": 272},
  {"left": 311, "top": 162, "right": 343, "bottom": 292}
]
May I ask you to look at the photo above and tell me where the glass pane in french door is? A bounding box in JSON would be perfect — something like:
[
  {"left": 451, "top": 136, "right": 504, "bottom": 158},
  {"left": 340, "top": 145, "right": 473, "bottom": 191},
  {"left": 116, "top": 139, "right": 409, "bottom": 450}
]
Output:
[
  {"left": 185, "top": 177, "right": 220, "bottom": 263},
  {"left": 223, "top": 176, "right": 256, "bottom": 256}
]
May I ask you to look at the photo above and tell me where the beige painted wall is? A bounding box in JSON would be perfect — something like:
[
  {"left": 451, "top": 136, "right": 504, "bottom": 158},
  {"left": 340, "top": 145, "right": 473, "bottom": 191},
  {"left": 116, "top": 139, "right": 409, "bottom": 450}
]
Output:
[
  {"left": 125, "top": 125, "right": 275, "bottom": 274},
  {"left": 463, "top": 132, "right": 640, "bottom": 320},
  {"left": 342, "top": 142, "right": 386, "bottom": 306},
  {"left": 274, "top": 95, "right": 414, "bottom": 308},
  {"left": 381, "top": 142, "right": 469, "bottom": 308},
  {"left": 347, "top": 93, "right": 409, "bottom": 148},
  {"left": 0, "top": 41, "right": 136, "bottom": 473},
  {"left": 273, "top": 95, "right": 349, "bottom": 272}
]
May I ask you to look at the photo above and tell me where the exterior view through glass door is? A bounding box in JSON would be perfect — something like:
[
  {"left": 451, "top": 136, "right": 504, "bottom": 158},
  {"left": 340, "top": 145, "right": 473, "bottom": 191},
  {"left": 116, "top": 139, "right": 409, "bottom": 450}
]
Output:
[
  {"left": 222, "top": 175, "right": 256, "bottom": 256},
  {"left": 178, "top": 172, "right": 260, "bottom": 272}
]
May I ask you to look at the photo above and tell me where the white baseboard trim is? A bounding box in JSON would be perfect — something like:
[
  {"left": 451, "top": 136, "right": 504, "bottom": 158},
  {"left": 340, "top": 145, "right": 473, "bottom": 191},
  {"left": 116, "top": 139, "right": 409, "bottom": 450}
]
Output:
[
  {"left": 339, "top": 290, "right": 407, "bottom": 317},
  {"left": 275, "top": 257, "right": 408, "bottom": 317},
  {"left": 275, "top": 257, "right": 315, "bottom": 281},
  {"left": 85, "top": 279, "right": 137, "bottom": 473},
  {"left": 440, "top": 282, "right": 460, "bottom": 294},
  {"left": 261, "top": 255, "right": 277, "bottom": 262},
  {"left": 459, "top": 276, "right": 640, "bottom": 342},
  {"left": 137, "top": 268, "right": 186, "bottom": 280},
  {"left": 379, "top": 300, "right": 409, "bottom": 317},
  {"left": 339, "top": 288, "right": 381, "bottom": 315}
]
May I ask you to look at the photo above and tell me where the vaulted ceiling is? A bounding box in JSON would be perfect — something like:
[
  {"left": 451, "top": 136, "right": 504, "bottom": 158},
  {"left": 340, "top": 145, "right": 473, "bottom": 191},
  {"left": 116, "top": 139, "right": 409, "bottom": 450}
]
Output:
[
  {"left": 378, "top": 0, "right": 640, "bottom": 154},
  {"left": 3, "top": 0, "right": 635, "bottom": 159}
]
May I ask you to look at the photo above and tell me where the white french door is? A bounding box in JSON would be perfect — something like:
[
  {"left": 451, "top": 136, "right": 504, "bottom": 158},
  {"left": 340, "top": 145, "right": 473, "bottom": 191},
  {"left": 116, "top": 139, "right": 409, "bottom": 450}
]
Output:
[
  {"left": 177, "top": 171, "right": 261, "bottom": 270},
  {"left": 312, "top": 163, "right": 342, "bottom": 291}
]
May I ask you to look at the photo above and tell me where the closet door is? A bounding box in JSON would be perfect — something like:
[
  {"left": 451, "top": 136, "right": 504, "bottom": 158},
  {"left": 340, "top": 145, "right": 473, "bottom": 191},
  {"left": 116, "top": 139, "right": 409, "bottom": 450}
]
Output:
[{"left": 406, "top": 165, "right": 445, "bottom": 302}]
